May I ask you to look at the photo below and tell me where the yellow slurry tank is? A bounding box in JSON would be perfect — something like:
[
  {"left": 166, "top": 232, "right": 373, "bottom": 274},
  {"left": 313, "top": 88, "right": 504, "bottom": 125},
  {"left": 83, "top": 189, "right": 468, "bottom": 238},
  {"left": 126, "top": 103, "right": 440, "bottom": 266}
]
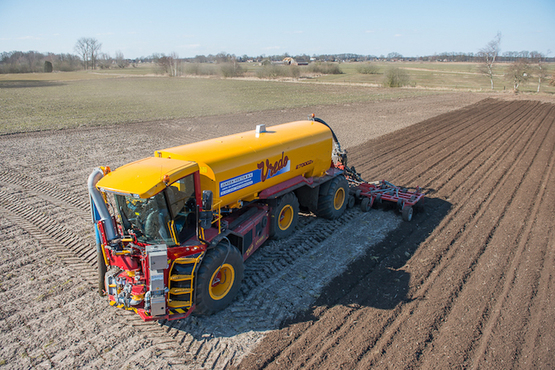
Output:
[
  {"left": 89, "top": 116, "right": 349, "bottom": 321},
  {"left": 157, "top": 120, "right": 334, "bottom": 209}
]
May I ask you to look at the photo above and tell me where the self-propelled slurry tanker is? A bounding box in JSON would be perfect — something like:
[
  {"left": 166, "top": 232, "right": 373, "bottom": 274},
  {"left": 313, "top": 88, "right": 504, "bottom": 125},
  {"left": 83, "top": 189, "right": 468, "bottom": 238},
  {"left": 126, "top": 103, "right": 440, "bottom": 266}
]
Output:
[{"left": 88, "top": 116, "right": 352, "bottom": 321}]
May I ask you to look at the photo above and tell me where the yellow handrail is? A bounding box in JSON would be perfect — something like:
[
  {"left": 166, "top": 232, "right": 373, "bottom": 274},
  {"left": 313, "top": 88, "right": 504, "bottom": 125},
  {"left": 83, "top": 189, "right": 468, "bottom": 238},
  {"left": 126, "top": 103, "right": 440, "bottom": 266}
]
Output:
[{"left": 211, "top": 200, "right": 223, "bottom": 234}]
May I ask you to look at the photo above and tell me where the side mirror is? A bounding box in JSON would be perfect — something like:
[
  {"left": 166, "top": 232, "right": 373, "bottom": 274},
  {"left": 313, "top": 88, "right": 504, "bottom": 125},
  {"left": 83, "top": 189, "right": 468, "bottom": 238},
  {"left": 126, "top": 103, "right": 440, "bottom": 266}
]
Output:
[{"left": 202, "top": 190, "right": 213, "bottom": 211}]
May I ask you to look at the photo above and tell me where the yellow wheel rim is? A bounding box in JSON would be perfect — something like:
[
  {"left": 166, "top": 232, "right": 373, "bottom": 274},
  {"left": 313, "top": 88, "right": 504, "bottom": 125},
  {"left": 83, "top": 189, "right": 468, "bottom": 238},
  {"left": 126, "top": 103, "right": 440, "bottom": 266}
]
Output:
[
  {"left": 278, "top": 204, "right": 294, "bottom": 230},
  {"left": 334, "top": 187, "right": 346, "bottom": 210},
  {"left": 209, "top": 264, "right": 235, "bottom": 300}
]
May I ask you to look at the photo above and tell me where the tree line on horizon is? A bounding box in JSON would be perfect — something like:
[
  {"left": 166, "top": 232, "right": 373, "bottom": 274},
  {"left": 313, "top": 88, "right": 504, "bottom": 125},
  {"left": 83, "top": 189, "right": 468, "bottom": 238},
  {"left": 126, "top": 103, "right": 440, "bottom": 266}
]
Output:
[
  {"left": 1, "top": 35, "right": 553, "bottom": 92},
  {"left": 3, "top": 49, "right": 553, "bottom": 74},
  {"left": 2, "top": 35, "right": 553, "bottom": 74}
]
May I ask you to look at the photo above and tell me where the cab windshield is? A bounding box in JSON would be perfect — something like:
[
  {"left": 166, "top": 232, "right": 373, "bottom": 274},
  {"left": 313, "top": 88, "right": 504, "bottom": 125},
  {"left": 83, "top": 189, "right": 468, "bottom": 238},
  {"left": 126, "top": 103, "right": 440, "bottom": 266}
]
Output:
[{"left": 114, "top": 175, "right": 197, "bottom": 246}]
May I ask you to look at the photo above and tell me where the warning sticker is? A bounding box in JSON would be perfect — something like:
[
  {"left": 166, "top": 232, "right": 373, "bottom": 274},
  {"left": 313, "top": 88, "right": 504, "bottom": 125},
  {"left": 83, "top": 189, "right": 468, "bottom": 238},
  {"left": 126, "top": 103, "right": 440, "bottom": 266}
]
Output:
[{"left": 220, "top": 169, "right": 262, "bottom": 196}]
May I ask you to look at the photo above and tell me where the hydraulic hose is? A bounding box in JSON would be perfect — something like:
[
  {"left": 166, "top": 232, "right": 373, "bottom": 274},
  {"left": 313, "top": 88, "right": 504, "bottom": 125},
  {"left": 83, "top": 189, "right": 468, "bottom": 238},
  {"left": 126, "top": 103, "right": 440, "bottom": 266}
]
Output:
[
  {"left": 312, "top": 116, "right": 347, "bottom": 165},
  {"left": 313, "top": 117, "right": 341, "bottom": 147}
]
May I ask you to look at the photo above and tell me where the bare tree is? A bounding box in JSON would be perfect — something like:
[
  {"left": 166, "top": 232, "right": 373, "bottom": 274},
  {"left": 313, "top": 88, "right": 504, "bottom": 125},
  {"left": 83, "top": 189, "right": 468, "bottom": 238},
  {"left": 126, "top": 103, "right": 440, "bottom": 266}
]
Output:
[
  {"left": 115, "top": 50, "right": 128, "bottom": 68},
  {"left": 530, "top": 51, "right": 549, "bottom": 93},
  {"left": 478, "top": 32, "right": 502, "bottom": 90},
  {"left": 155, "top": 53, "right": 181, "bottom": 76},
  {"left": 387, "top": 52, "right": 403, "bottom": 60},
  {"left": 89, "top": 38, "right": 102, "bottom": 70},
  {"left": 169, "top": 52, "right": 180, "bottom": 77},
  {"left": 74, "top": 37, "right": 90, "bottom": 69},
  {"left": 505, "top": 58, "right": 530, "bottom": 93},
  {"left": 156, "top": 54, "right": 169, "bottom": 73},
  {"left": 98, "top": 53, "right": 113, "bottom": 69},
  {"left": 74, "top": 37, "right": 102, "bottom": 70}
]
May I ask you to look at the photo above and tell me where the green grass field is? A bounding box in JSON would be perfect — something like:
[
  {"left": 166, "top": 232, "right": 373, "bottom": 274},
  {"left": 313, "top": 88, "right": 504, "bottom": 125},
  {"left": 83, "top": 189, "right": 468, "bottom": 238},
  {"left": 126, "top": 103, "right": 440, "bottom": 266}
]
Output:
[
  {"left": 308, "top": 62, "right": 555, "bottom": 92},
  {"left": 1, "top": 62, "right": 553, "bottom": 135},
  {"left": 0, "top": 70, "right": 438, "bottom": 134}
]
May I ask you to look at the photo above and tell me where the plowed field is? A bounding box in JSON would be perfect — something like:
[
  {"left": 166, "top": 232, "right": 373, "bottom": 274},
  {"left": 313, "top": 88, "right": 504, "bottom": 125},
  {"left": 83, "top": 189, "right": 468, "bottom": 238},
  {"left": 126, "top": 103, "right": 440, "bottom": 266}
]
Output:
[
  {"left": 1, "top": 95, "right": 554, "bottom": 369},
  {"left": 237, "top": 98, "right": 555, "bottom": 369}
]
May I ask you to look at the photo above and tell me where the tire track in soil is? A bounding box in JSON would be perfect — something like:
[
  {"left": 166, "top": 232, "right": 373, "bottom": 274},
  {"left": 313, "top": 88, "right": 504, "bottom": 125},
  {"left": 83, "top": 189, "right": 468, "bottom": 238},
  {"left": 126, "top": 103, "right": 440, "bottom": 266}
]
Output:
[
  {"left": 0, "top": 191, "right": 97, "bottom": 277},
  {"left": 515, "top": 176, "right": 555, "bottom": 369},
  {"left": 357, "top": 101, "right": 555, "bottom": 369},
  {"left": 408, "top": 103, "right": 555, "bottom": 369},
  {"left": 348, "top": 98, "right": 509, "bottom": 176},
  {"left": 0, "top": 206, "right": 197, "bottom": 367},
  {"left": 0, "top": 163, "right": 401, "bottom": 369},
  {"left": 0, "top": 181, "right": 216, "bottom": 366},
  {"left": 235, "top": 99, "right": 555, "bottom": 370},
  {"left": 0, "top": 170, "right": 90, "bottom": 214},
  {"left": 354, "top": 99, "right": 533, "bottom": 187},
  {"left": 468, "top": 111, "right": 555, "bottom": 369},
  {"left": 156, "top": 207, "right": 397, "bottom": 369},
  {"left": 304, "top": 102, "right": 548, "bottom": 364},
  {"left": 417, "top": 101, "right": 545, "bottom": 195},
  {"left": 398, "top": 102, "right": 552, "bottom": 292},
  {"left": 244, "top": 99, "right": 528, "bottom": 368}
]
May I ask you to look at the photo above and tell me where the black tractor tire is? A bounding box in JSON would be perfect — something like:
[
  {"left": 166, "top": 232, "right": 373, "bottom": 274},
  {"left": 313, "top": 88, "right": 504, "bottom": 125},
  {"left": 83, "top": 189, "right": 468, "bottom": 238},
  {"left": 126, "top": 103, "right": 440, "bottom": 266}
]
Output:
[
  {"left": 374, "top": 193, "right": 382, "bottom": 207},
  {"left": 97, "top": 248, "right": 107, "bottom": 296},
  {"left": 360, "top": 197, "right": 372, "bottom": 212},
  {"left": 269, "top": 192, "right": 299, "bottom": 240},
  {"left": 316, "top": 175, "right": 349, "bottom": 219},
  {"left": 402, "top": 205, "right": 414, "bottom": 222},
  {"left": 347, "top": 195, "right": 356, "bottom": 209},
  {"left": 194, "top": 242, "right": 244, "bottom": 316}
]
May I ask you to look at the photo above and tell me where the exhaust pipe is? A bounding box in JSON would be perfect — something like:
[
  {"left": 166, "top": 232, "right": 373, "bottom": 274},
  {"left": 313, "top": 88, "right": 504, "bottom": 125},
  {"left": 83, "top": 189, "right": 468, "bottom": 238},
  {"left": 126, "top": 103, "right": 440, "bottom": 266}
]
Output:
[
  {"left": 89, "top": 168, "right": 117, "bottom": 296},
  {"left": 88, "top": 168, "right": 118, "bottom": 242}
]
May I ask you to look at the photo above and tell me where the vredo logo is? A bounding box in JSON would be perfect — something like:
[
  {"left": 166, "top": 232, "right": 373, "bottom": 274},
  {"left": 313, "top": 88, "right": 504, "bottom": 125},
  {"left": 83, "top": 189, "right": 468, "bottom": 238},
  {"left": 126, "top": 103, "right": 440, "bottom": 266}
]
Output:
[
  {"left": 257, "top": 152, "right": 290, "bottom": 182},
  {"left": 219, "top": 151, "right": 291, "bottom": 196}
]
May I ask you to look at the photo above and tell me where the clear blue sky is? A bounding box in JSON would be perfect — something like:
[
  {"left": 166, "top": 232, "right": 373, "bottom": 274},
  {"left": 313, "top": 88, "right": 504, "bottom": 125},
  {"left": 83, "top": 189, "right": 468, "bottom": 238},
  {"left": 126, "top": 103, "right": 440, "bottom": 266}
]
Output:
[{"left": 1, "top": 0, "right": 553, "bottom": 59}]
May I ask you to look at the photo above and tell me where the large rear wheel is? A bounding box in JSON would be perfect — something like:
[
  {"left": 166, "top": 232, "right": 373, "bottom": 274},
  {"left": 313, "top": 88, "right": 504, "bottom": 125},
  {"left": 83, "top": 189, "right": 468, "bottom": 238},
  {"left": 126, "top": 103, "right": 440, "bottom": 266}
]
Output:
[
  {"left": 270, "top": 192, "right": 299, "bottom": 239},
  {"left": 194, "top": 242, "right": 244, "bottom": 316},
  {"left": 316, "top": 175, "right": 349, "bottom": 219}
]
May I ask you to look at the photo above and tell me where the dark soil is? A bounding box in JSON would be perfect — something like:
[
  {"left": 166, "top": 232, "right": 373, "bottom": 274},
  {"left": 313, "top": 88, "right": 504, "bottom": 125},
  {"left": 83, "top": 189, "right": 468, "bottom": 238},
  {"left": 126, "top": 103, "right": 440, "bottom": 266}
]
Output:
[
  {"left": 235, "top": 98, "right": 555, "bottom": 370},
  {"left": 2, "top": 93, "right": 554, "bottom": 369}
]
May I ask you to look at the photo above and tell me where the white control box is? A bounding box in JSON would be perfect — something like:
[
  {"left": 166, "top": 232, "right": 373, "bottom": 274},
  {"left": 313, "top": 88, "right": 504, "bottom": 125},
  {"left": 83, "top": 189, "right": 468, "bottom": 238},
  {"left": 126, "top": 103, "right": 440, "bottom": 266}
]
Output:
[
  {"left": 147, "top": 244, "right": 168, "bottom": 270},
  {"left": 150, "top": 295, "right": 166, "bottom": 316}
]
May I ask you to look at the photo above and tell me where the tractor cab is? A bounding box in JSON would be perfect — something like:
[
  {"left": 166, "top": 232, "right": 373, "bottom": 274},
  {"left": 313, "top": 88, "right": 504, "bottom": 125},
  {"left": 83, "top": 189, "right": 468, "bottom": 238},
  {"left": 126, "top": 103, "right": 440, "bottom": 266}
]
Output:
[
  {"left": 113, "top": 175, "right": 197, "bottom": 246},
  {"left": 96, "top": 156, "right": 203, "bottom": 247}
]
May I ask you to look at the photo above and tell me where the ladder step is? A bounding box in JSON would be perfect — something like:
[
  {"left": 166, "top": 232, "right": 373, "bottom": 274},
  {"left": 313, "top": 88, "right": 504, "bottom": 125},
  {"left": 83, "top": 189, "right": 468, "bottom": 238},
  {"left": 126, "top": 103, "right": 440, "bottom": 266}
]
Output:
[
  {"left": 174, "top": 257, "right": 201, "bottom": 264},
  {"left": 170, "top": 274, "right": 193, "bottom": 281},
  {"left": 169, "top": 287, "right": 193, "bottom": 295},
  {"left": 168, "top": 300, "right": 192, "bottom": 308}
]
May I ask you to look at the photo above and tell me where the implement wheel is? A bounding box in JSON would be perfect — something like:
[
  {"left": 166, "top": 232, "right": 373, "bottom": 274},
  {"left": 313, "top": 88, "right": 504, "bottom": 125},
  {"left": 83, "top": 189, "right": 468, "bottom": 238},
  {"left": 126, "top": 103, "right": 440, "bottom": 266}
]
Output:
[
  {"left": 360, "top": 197, "right": 372, "bottom": 212},
  {"left": 317, "top": 175, "right": 349, "bottom": 219},
  {"left": 194, "top": 243, "right": 244, "bottom": 316},
  {"left": 402, "top": 205, "right": 414, "bottom": 222},
  {"left": 270, "top": 192, "right": 299, "bottom": 240}
]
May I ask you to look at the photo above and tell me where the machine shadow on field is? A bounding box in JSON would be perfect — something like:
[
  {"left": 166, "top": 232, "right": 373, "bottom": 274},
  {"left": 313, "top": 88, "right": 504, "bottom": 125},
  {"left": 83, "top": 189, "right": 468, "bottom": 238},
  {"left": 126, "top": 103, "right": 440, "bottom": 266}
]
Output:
[
  {"left": 281, "top": 196, "right": 452, "bottom": 328},
  {"left": 161, "top": 197, "right": 451, "bottom": 340}
]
